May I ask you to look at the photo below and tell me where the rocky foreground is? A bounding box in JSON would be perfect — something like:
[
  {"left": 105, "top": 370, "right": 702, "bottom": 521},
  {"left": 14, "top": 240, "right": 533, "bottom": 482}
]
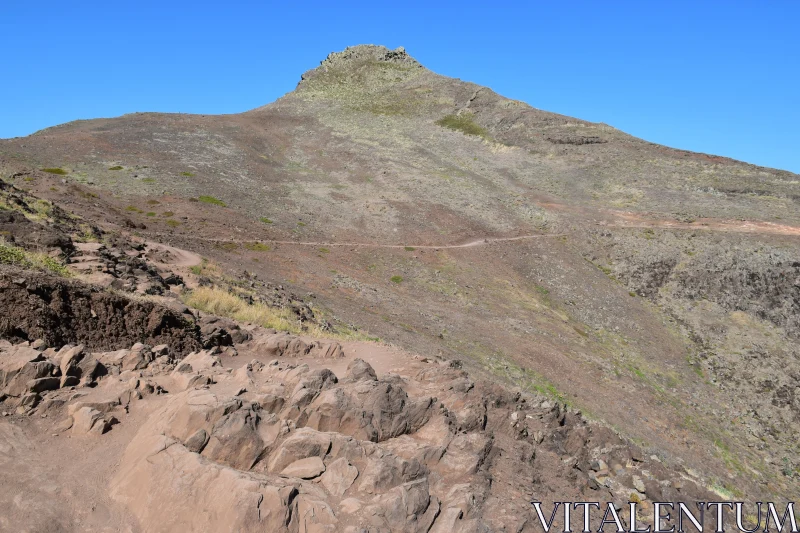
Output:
[{"left": 1, "top": 305, "right": 717, "bottom": 531}]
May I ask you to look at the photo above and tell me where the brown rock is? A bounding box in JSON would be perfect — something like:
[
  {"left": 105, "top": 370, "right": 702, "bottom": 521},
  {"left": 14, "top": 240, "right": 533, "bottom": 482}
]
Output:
[
  {"left": 280, "top": 456, "right": 326, "bottom": 479},
  {"left": 268, "top": 427, "right": 332, "bottom": 473},
  {"left": 320, "top": 458, "right": 359, "bottom": 496},
  {"left": 345, "top": 358, "right": 377, "bottom": 382}
]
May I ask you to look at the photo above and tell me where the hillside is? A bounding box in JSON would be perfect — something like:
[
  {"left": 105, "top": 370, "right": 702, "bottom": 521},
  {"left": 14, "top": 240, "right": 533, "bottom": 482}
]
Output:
[{"left": 1, "top": 45, "right": 799, "bottom": 524}]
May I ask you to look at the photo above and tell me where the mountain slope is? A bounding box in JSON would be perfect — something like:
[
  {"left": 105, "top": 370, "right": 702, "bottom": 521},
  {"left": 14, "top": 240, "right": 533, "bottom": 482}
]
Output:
[{"left": 2, "top": 44, "right": 799, "bottom": 500}]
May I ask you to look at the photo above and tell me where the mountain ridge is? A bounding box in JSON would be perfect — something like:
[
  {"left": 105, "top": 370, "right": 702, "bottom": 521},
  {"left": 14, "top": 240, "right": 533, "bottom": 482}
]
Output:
[{"left": 1, "top": 44, "right": 799, "bottom": 504}]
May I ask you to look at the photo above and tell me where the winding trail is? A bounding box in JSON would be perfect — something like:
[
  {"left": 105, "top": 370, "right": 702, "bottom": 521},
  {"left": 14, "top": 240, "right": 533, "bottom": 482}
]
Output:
[{"left": 141, "top": 232, "right": 564, "bottom": 250}]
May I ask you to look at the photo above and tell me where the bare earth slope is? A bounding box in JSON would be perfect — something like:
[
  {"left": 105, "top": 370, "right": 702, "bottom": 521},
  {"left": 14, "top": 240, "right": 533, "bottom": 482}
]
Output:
[{"left": 1, "top": 44, "right": 799, "bottom": 515}]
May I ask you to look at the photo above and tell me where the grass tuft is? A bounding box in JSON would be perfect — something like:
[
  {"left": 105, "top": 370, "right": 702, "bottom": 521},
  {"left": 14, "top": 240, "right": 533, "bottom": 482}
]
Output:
[
  {"left": 390, "top": 275, "right": 403, "bottom": 283},
  {"left": 198, "top": 195, "right": 226, "bottom": 206},
  {"left": 436, "top": 113, "right": 489, "bottom": 139},
  {"left": 108, "top": 165, "right": 123, "bottom": 171},
  {"left": 260, "top": 217, "right": 273, "bottom": 224},
  {"left": 244, "top": 242, "right": 271, "bottom": 252},
  {"left": 0, "top": 241, "right": 70, "bottom": 276},
  {"left": 41, "top": 168, "right": 67, "bottom": 175},
  {"left": 183, "top": 286, "right": 299, "bottom": 332}
]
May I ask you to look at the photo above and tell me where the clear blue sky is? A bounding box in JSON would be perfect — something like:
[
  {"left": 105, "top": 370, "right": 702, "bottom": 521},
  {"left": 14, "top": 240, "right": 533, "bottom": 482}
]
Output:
[{"left": 2, "top": 1, "right": 798, "bottom": 173}]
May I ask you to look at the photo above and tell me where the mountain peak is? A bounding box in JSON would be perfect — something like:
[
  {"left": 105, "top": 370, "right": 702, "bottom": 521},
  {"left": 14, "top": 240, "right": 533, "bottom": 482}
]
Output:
[
  {"left": 298, "top": 44, "right": 425, "bottom": 87},
  {"left": 320, "top": 44, "right": 421, "bottom": 69}
]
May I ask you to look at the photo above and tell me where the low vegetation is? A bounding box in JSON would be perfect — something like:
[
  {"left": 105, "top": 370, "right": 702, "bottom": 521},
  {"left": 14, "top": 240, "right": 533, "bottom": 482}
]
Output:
[
  {"left": 180, "top": 171, "right": 195, "bottom": 177},
  {"left": 183, "top": 286, "right": 300, "bottom": 333},
  {"left": 198, "top": 195, "right": 226, "bottom": 206},
  {"left": 0, "top": 241, "right": 70, "bottom": 276},
  {"left": 435, "top": 113, "right": 489, "bottom": 139},
  {"left": 41, "top": 168, "right": 67, "bottom": 175},
  {"left": 182, "top": 285, "right": 374, "bottom": 341},
  {"left": 260, "top": 217, "right": 273, "bottom": 224},
  {"left": 390, "top": 275, "right": 403, "bottom": 283},
  {"left": 108, "top": 165, "right": 123, "bottom": 171},
  {"left": 244, "top": 242, "right": 270, "bottom": 252}
]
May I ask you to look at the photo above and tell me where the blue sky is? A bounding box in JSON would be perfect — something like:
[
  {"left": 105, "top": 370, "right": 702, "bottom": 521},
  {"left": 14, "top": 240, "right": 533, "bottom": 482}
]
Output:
[{"left": 2, "top": 1, "right": 798, "bottom": 173}]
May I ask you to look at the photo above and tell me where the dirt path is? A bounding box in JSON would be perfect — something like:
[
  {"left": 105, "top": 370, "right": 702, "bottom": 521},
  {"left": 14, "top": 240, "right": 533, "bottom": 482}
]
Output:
[
  {"left": 144, "top": 241, "right": 203, "bottom": 267},
  {"left": 609, "top": 213, "right": 800, "bottom": 236},
  {"left": 142, "top": 232, "right": 564, "bottom": 250}
]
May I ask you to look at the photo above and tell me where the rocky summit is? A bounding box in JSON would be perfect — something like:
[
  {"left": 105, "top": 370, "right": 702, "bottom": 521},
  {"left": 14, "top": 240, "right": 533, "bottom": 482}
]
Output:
[{"left": 0, "top": 45, "right": 798, "bottom": 531}]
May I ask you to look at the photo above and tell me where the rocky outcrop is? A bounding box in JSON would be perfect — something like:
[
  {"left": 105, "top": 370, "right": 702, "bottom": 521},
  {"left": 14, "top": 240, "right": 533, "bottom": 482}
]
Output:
[
  {"left": 100, "top": 342, "right": 713, "bottom": 532},
  {"left": 0, "top": 266, "right": 202, "bottom": 353}
]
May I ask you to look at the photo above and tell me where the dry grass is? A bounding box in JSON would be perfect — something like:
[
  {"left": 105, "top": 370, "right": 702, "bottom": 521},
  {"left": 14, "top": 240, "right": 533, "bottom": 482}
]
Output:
[
  {"left": 182, "top": 285, "right": 377, "bottom": 341},
  {"left": 0, "top": 239, "right": 70, "bottom": 276},
  {"left": 183, "top": 286, "right": 299, "bottom": 332}
]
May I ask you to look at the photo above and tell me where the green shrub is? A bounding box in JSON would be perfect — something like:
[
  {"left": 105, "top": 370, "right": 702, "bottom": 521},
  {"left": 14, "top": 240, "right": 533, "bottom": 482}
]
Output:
[
  {"left": 244, "top": 242, "right": 270, "bottom": 252},
  {"left": 146, "top": 212, "right": 156, "bottom": 217},
  {"left": 198, "top": 195, "right": 226, "bottom": 206},
  {"left": 41, "top": 168, "right": 67, "bottom": 175},
  {"left": 404, "top": 246, "right": 416, "bottom": 251},
  {"left": 162, "top": 211, "right": 174, "bottom": 217},
  {"left": 108, "top": 165, "right": 123, "bottom": 171},
  {"left": 166, "top": 219, "right": 180, "bottom": 227},
  {"left": 319, "top": 247, "right": 330, "bottom": 254},
  {"left": 125, "top": 205, "right": 142, "bottom": 213},
  {"left": 146, "top": 199, "right": 160, "bottom": 205},
  {"left": 0, "top": 241, "right": 70, "bottom": 276},
  {"left": 435, "top": 113, "right": 489, "bottom": 139},
  {"left": 180, "top": 171, "right": 195, "bottom": 177},
  {"left": 390, "top": 275, "right": 403, "bottom": 283},
  {"left": 260, "top": 217, "right": 273, "bottom": 224}
]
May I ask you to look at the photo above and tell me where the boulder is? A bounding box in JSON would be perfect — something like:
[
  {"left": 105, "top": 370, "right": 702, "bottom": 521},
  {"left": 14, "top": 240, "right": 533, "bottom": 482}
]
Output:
[
  {"left": 184, "top": 429, "right": 209, "bottom": 454},
  {"left": 280, "top": 457, "right": 326, "bottom": 479},
  {"left": 320, "top": 458, "right": 359, "bottom": 496},
  {"left": 27, "top": 377, "right": 60, "bottom": 394},
  {"left": 345, "top": 358, "right": 377, "bottom": 382},
  {"left": 4, "top": 360, "right": 57, "bottom": 397},
  {"left": 72, "top": 407, "right": 112, "bottom": 435},
  {"left": 268, "top": 428, "right": 332, "bottom": 473},
  {"left": 59, "top": 344, "right": 86, "bottom": 377}
]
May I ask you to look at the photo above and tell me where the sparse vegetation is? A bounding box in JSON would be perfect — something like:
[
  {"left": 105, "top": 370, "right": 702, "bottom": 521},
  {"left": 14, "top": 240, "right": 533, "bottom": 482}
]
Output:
[
  {"left": 108, "top": 165, "right": 123, "bottom": 171},
  {"left": 180, "top": 171, "right": 195, "bottom": 177},
  {"left": 165, "top": 219, "right": 180, "bottom": 227},
  {"left": 183, "top": 286, "right": 299, "bottom": 332},
  {"left": 390, "top": 275, "right": 403, "bottom": 283},
  {"left": 198, "top": 195, "right": 225, "bottom": 206},
  {"left": 436, "top": 113, "right": 489, "bottom": 139},
  {"left": 319, "top": 247, "right": 330, "bottom": 254},
  {"left": 182, "top": 285, "right": 375, "bottom": 341},
  {"left": 244, "top": 242, "right": 270, "bottom": 252},
  {"left": 125, "top": 205, "right": 142, "bottom": 213},
  {"left": 0, "top": 241, "right": 70, "bottom": 276},
  {"left": 404, "top": 246, "right": 416, "bottom": 251},
  {"left": 162, "top": 211, "right": 174, "bottom": 217},
  {"left": 41, "top": 168, "right": 67, "bottom": 175},
  {"left": 146, "top": 212, "right": 156, "bottom": 217},
  {"left": 260, "top": 217, "right": 273, "bottom": 224}
]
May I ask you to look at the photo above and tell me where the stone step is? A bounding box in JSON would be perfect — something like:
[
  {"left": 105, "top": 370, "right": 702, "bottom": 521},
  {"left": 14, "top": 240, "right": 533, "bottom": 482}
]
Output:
[
  {"left": 69, "top": 262, "right": 106, "bottom": 273},
  {"left": 74, "top": 242, "right": 105, "bottom": 253}
]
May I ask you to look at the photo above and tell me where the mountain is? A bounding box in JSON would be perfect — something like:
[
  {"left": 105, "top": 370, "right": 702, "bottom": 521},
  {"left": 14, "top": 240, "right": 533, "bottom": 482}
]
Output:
[{"left": 2, "top": 44, "right": 799, "bottom": 514}]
